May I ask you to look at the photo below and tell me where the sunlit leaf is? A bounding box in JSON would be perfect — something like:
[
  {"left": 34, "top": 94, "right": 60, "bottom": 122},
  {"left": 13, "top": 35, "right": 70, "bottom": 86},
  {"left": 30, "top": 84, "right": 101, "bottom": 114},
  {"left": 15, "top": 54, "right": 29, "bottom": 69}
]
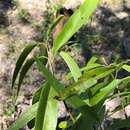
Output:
[
  {"left": 34, "top": 82, "right": 50, "bottom": 130},
  {"left": 52, "top": 0, "right": 99, "bottom": 54},
  {"left": 81, "top": 63, "right": 101, "bottom": 72},
  {"left": 34, "top": 83, "right": 58, "bottom": 130},
  {"left": 60, "top": 51, "right": 81, "bottom": 81},
  {"left": 35, "top": 57, "right": 90, "bottom": 109},
  {"left": 89, "top": 79, "right": 121, "bottom": 106},
  {"left": 61, "top": 78, "right": 97, "bottom": 99},
  {"left": 35, "top": 57, "right": 64, "bottom": 94},
  {"left": 59, "top": 121, "right": 68, "bottom": 129},
  {"left": 65, "top": 95, "right": 88, "bottom": 109},
  {"left": 42, "top": 87, "right": 58, "bottom": 130},
  {"left": 8, "top": 102, "right": 38, "bottom": 130},
  {"left": 122, "top": 64, "right": 130, "bottom": 72},
  {"left": 82, "top": 66, "right": 115, "bottom": 79},
  {"left": 87, "top": 56, "right": 98, "bottom": 66},
  {"left": 90, "top": 81, "right": 108, "bottom": 96}
]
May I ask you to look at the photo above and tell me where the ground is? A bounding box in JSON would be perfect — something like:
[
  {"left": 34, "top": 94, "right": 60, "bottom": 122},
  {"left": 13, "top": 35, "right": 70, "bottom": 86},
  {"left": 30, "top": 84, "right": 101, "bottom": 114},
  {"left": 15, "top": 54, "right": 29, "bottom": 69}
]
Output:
[{"left": 0, "top": 0, "right": 130, "bottom": 129}]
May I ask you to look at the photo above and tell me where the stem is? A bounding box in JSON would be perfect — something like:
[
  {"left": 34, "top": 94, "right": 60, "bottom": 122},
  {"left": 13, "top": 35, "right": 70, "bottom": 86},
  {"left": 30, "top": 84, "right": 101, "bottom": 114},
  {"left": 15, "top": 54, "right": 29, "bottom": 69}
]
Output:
[{"left": 68, "top": 111, "right": 76, "bottom": 124}]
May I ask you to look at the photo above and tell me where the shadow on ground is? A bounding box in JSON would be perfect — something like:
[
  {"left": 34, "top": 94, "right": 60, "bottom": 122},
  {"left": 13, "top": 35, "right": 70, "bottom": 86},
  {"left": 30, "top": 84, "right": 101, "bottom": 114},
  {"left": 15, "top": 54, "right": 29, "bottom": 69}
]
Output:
[
  {"left": 0, "top": 0, "right": 14, "bottom": 27},
  {"left": 78, "top": 0, "right": 130, "bottom": 63}
]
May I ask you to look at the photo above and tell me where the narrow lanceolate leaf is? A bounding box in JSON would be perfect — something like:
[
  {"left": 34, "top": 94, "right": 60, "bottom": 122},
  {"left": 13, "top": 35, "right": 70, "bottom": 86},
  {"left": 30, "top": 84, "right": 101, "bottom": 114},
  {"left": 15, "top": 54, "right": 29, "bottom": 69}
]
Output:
[
  {"left": 12, "top": 43, "right": 37, "bottom": 88},
  {"left": 27, "top": 86, "right": 43, "bottom": 130},
  {"left": 17, "top": 56, "right": 46, "bottom": 96},
  {"left": 81, "top": 56, "right": 101, "bottom": 71},
  {"left": 60, "top": 51, "right": 81, "bottom": 81},
  {"left": 65, "top": 95, "right": 88, "bottom": 109},
  {"left": 34, "top": 83, "right": 50, "bottom": 130},
  {"left": 8, "top": 102, "right": 38, "bottom": 130},
  {"left": 82, "top": 66, "right": 115, "bottom": 79},
  {"left": 17, "top": 58, "right": 35, "bottom": 95},
  {"left": 66, "top": 63, "right": 101, "bottom": 80},
  {"left": 35, "top": 57, "right": 89, "bottom": 109},
  {"left": 32, "top": 86, "right": 42, "bottom": 104},
  {"left": 52, "top": 0, "right": 99, "bottom": 54},
  {"left": 34, "top": 83, "right": 58, "bottom": 130},
  {"left": 67, "top": 64, "right": 112, "bottom": 80},
  {"left": 90, "top": 81, "right": 108, "bottom": 96},
  {"left": 122, "top": 64, "right": 130, "bottom": 72},
  {"left": 89, "top": 79, "right": 122, "bottom": 106},
  {"left": 47, "top": 15, "right": 64, "bottom": 38},
  {"left": 81, "top": 63, "right": 101, "bottom": 72},
  {"left": 42, "top": 87, "right": 58, "bottom": 130},
  {"left": 35, "top": 57, "right": 64, "bottom": 94},
  {"left": 61, "top": 78, "right": 97, "bottom": 99},
  {"left": 87, "top": 56, "right": 98, "bottom": 66}
]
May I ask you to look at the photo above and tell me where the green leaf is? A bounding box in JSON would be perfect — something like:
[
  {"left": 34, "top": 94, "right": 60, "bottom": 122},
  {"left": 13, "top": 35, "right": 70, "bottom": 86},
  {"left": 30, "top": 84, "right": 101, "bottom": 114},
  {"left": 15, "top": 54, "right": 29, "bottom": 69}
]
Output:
[
  {"left": 66, "top": 95, "right": 98, "bottom": 120},
  {"left": 65, "top": 95, "right": 88, "bottom": 109},
  {"left": 110, "top": 92, "right": 130, "bottom": 100},
  {"left": 80, "top": 56, "right": 101, "bottom": 71},
  {"left": 17, "top": 58, "right": 35, "bottom": 95},
  {"left": 66, "top": 56, "right": 101, "bottom": 80},
  {"left": 32, "top": 86, "right": 42, "bottom": 104},
  {"left": 89, "top": 79, "right": 122, "bottom": 106},
  {"left": 35, "top": 57, "right": 90, "bottom": 110},
  {"left": 66, "top": 63, "right": 101, "bottom": 80},
  {"left": 87, "top": 56, "right": 98, "bottom": 66},
  {"left": 95, "top": 69, "right": 115, "bottom": 79},
  {"left": 122, "top": 64, "right": 130, "bottom": 72},
  {"left": 17, "top": 56, "right": 46, "bottom": 96},
  {"left": 35, "top": 57, "right": 64, "bottom": 94},
  {"left": 59, "top": 121, "right": 68, "bottom": 129},
  {"left": 8, "top": 102, "right": 38, "bottom": 130},
  {"left": 61, "top": 78, "right": 97, "bottom": 99},
  {"left": 34, "top": 82, "right": 50, "bottom": 130},
  {"left": 52, "top": 0, "right": 99, "bottom": 54},
  {"left": 27, "top": 86, "right": 43, "bottom": 129},
  {"left": 38, "top": 44, "right": 48, "bottom": 62},
  {"left": 111, "top": 118, "right": 130, "bottom": 129},
  {"left": 82, "top": 66, "right": 115, "bottom": 80},
  {"left": 34, "top": 83, "right": 58, "bottom": 130},
  {"left": 67, "top": 59, "right": 116, "bottom": 81},
  {"left": 42, "top": 87, "right": 58, "bottom": 130},
  {"left": 35, "top": 57, "right": 94, "bottom": 109},
  {"left": 12, "top": 43, "right": 37, "bottom": 88},
  {"left": 122, "top": 76, "right": 130, "bottom": 82},
  {"left": 90, "top": 81, "right": 108, "bottom": 96},
  {"left": 60, "top": 51, "right": 81, "bottom": 81},
  {"left": 81, "top": 63, "right": 101, "bottom": 72}
]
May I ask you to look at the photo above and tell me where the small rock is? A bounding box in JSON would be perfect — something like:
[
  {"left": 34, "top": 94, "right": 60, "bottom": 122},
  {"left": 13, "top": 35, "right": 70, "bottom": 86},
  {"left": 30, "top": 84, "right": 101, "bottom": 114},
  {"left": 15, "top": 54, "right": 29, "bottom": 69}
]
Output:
[
  {"left": 52, "top": 0, "right": 84, "bottom": 9},
  {"left": 58, "top": 101, "right": 67, "bottom": 118},
  {"left": 115, "top": 12, "right": 129, "bottom": 20},
  {"left": 125, "top": 105, "right": 130, "bottom": 117}
]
